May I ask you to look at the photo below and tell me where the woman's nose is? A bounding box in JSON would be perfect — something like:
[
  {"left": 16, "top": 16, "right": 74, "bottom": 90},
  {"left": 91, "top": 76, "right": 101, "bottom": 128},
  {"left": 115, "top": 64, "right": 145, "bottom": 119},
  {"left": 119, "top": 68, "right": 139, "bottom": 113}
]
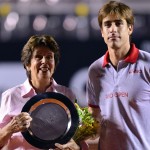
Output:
[{"left": 41, "top": 56, "right": 47, "bottom": 63}]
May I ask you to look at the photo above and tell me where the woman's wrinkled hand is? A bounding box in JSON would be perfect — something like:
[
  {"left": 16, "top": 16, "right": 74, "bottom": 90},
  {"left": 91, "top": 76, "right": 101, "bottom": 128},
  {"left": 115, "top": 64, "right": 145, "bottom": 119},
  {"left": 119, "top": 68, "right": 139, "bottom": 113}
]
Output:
[
  {"left": 6, "top": 112, "right": 32, "bottom": 133},
  {"left": 54, "top": 139, "right": 80, "bottom": 150}
]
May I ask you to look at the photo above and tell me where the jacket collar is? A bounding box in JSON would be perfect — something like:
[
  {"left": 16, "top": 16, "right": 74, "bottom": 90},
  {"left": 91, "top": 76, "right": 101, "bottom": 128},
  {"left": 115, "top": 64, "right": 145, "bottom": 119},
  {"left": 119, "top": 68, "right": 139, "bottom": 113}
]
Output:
[
  {"left": 102, "top": 43, "right": 139, "bottom": 67},
  {"left": 21, "top": 78, "right": 58, "bottom": 98}
]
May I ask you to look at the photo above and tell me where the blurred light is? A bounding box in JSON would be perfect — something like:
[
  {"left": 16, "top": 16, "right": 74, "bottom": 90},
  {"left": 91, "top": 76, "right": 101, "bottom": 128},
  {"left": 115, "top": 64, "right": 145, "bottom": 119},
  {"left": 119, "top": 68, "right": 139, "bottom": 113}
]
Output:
[
  {"left": 63, "top": 16, "right": 78, "bottom": 31},
  {"left": 90, "top": 16, "right": 99, "bottom": 30},
  {"left": 4, "top": 12, "right": 19, "bottom": 31},
  {"left": 33, "top": 15, "right": 47, "bottom": 31},
  {"left": 76, "top": 17, "right": 89, "bottom": 40},
  {"left": 0, "top": 3, "right": 11, "bottom": 16},
  {"left": 69, "top": 67, "right": 88, "bottom": 107},
  {"left": 19, "top": 0, "right": 30, "bottom": 2},
  {"left": 75, "top": 2, "right": 89, "bottom": 16},
  {"left": 45, "top": 0, "right": 59, "bottom": 5}
]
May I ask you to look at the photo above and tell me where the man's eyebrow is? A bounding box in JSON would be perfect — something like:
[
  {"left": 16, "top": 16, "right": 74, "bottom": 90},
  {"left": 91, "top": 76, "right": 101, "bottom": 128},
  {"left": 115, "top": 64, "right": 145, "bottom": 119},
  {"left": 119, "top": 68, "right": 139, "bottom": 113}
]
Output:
[
  {"left": 103, "top": 19, "right": 123, "bottom": 23},
  {"left": 103, "top": 20, "right": 111, "bottom": 24},
  {"left": 115, "top": 19, "right": 124, "bottom": 22}
]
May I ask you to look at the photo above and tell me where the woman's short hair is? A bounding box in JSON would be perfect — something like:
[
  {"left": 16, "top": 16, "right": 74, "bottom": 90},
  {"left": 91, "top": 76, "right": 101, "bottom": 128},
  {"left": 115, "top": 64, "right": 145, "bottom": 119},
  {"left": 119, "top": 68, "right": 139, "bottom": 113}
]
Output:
[{"left": 21, "top": 35, "right": 60, "bottom": 78}]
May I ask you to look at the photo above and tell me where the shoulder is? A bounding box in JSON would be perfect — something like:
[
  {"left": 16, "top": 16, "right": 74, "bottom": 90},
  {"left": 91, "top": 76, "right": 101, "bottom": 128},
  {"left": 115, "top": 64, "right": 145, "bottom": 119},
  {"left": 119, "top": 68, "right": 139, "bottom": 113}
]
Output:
[
  {"left": 88, "top": 56, "right": 105, "bottom": 77},
  {"left": 138, "top": 50, "right": 150, "bottom": 66},
  {"left": 89, "top": 56, "right": 104, "bottom": 68},
  {"left": 2, "top": 84, "right": 23, "bottom": 99},
  {"left": 54, "top": 83, "right": 76, "bottom": 102},
  {"left": 0, "top": 84, "right": 23, "bottom": 114},
  {"left": 139, "top": 49, "right": 150, "bottom": 59}
]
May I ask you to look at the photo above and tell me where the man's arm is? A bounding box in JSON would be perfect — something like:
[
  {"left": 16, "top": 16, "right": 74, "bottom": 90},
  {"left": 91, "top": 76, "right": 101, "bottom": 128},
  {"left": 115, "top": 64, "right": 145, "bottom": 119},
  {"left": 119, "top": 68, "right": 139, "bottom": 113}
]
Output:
[{"left": 88, "top": 107, "right": 101, "bottom": 139}]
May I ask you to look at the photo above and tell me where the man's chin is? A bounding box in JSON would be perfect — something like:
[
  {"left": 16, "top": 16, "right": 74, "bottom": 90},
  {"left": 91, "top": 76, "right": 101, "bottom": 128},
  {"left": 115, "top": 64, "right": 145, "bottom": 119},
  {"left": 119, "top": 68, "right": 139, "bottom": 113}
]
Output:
[{"left": 109, "top": 42, "right": 120, "bottom": 49}]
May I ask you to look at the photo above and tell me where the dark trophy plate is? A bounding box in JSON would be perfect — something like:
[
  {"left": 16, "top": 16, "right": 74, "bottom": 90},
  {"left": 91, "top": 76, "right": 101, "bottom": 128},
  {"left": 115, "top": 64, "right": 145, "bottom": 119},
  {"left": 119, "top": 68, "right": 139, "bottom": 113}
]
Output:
[{"left": 21, "top": 92, "right": 79, "bottom": 149}]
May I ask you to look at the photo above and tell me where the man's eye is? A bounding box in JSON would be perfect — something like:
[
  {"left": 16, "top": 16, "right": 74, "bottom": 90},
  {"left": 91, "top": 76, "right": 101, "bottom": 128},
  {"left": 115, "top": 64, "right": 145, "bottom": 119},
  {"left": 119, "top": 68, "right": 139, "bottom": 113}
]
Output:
[
  {"left": 116, "top": 21, "right": 122, "bottom": 26},
  {"left": 104, "top": 23, "right": 111, "bottom": 28}
]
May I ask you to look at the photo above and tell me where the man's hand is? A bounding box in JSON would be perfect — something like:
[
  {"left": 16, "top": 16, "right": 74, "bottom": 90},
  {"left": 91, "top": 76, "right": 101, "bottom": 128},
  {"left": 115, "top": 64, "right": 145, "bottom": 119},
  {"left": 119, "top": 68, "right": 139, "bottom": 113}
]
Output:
[{"left": 55, "top": 139, "right": 80, "bottom": 150}]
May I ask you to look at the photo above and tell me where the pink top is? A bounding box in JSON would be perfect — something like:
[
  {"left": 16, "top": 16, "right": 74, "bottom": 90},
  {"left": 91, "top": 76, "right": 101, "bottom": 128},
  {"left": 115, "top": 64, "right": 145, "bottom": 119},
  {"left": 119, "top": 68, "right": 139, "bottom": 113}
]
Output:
[{"left": 0, "top": 79, "right": 76, "bottom": 150}]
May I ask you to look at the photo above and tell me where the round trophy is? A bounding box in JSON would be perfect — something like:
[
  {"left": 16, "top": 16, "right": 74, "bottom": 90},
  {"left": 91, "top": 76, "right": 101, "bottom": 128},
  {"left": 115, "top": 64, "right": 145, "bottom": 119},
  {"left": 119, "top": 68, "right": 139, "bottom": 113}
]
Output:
[{"left": 21, "top": 92, "right": 79, "bottom": 149}]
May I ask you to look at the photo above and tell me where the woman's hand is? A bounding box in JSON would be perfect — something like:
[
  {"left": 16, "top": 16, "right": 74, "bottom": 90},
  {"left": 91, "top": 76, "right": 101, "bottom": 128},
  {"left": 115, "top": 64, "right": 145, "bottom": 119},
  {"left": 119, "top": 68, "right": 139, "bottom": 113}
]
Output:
[
  {"left": 6, "top": 112, "right": 32, "bottom": 134},
  {"left": 0, "top": 112, "right": 32, "bottom": 148},
  {"left": 54, "top": 139, "right": 80, "bottom": 150}
]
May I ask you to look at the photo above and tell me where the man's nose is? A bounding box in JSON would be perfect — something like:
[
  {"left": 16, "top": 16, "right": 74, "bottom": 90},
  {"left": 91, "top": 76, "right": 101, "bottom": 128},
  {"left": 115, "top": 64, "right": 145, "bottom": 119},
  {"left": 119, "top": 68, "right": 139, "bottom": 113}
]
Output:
[{"left": 110, "top": 23, "right": 117, "bottom": 32}]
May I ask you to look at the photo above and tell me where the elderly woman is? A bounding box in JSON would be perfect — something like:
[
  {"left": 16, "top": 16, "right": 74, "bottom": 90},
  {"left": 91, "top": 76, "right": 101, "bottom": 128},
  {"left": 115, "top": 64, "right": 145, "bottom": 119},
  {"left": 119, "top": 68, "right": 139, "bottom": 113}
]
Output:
[{"left": 0, "top": 35, "right": 81, "bottom": 150}]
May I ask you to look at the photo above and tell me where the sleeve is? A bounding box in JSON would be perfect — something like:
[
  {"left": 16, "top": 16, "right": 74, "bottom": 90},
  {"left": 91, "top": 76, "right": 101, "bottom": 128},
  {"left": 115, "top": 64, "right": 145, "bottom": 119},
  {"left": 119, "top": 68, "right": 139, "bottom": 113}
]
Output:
[
  {"left": 79, "top": 141, "right": 89, "bottom": 150},
  {"left": 86, "top": 66, "right": 100, "bottom": 108},
  {"left": 0, "top": 91, "right": 14, "bottom": 128}
]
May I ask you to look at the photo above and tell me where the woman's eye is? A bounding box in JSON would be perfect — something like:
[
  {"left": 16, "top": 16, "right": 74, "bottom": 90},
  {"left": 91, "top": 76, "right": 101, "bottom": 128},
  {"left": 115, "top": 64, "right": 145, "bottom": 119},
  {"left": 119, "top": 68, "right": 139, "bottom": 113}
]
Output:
[
  {"left": 35, "top": 55, "right": 42, "bottom": 59},
  {"left": 47, "top": 55, "right": 54, "bottom": 60}
]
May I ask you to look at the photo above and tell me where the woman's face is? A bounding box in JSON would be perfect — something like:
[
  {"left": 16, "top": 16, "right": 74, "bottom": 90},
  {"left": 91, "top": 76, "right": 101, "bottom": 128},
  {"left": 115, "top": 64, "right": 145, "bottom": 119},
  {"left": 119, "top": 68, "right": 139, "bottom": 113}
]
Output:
[{"left": 26, "top": 46, "right": 55, "bottom": 84}]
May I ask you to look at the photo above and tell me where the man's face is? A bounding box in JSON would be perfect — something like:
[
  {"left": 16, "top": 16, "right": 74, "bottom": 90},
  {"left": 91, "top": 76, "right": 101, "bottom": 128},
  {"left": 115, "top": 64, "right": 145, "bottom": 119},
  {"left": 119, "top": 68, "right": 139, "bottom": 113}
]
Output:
[{"left": 101, "top": 14, "right": 133, "bottom": 50}]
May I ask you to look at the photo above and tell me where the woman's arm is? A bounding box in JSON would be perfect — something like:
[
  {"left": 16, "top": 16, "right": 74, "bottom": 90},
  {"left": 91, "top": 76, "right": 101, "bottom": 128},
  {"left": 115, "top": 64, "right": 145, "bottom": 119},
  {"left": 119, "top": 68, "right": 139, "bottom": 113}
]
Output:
[
  {"left": 0, "top": 112, "right": 32, "bottom": 148},
  {"left": 0, "top": 126, "right": 12, "bottom": 147}
]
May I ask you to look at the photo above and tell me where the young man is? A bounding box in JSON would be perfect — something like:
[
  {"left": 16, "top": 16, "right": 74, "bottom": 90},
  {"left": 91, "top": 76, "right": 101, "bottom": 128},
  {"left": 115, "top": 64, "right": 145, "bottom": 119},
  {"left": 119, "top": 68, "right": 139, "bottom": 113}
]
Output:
[{"left": 87, "top": 1, "right": 150, "bottom": 150}]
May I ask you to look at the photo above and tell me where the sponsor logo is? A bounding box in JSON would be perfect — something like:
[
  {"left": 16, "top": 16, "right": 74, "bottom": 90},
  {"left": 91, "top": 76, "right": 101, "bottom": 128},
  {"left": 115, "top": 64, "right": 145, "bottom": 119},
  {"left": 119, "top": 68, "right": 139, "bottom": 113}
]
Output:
[
  {"left": 105, "top": 92, "right": 128, "bottom": 99},
  {"left": 129, "top": 70, "right": 142, "bottom": 74}
]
